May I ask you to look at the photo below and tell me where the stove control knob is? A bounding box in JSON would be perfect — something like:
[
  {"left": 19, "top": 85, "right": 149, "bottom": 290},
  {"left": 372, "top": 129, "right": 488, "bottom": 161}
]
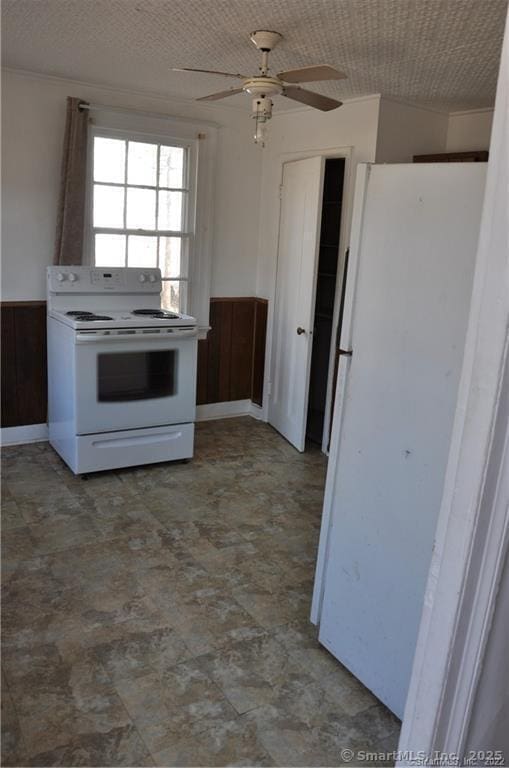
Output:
[
  {"left": 68, "top": 272, "right": 78, "bottom": 283},
  {"left": 139, "top": 274, "right": 147, "bottom": 283},
  {"left": 57, "top": 272, "right": 66, "bottom": 282},
  {"left": 148, "top": 274, "right": 157, "bottom": 283}
]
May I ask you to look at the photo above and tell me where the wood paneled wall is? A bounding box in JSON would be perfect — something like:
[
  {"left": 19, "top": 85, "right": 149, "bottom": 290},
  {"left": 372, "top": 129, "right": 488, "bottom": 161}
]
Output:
[
  {"left": 413, "top": 150, "right": 489, "bottom": 162},
  {"left": 251, "top": 299, "right": 268, "bottom": 407},
  {"left": 1, "top": 297, "right": 268, "bottom": 428},
  {"left": 1, "top": 302, "right": 47, "bottom": 427},
  {"left": 197, "top": 297, "right": 268, "bottom": 406}
]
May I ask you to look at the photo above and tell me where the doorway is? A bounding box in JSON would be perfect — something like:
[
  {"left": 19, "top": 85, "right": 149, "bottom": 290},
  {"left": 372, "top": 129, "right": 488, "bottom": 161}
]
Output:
[
  {"left": 306, "top": 158, "right": 345, "bottom": 445},
  {"left": 269, "top": 154, "right": 346, "bottom": 453}
]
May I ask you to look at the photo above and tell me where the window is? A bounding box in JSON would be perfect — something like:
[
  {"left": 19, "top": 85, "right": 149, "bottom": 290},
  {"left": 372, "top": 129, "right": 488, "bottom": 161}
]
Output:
[{"left": 90, "top": 132, "right": 194, "bottom": 313}]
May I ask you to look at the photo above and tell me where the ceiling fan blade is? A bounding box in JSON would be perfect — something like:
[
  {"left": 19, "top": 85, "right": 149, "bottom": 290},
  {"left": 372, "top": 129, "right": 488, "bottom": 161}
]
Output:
[
  {"left": 277, "top": 65, "right": 346, "bottom": 83},
  {"left": 172, "top": 67, "right": 246, "bottom": 80},
  {"left": 282, "top": 86, "right": 342, "bottom": 111},
  {"left": 197, "top": 87, "right": 244, "bottom": 102}
]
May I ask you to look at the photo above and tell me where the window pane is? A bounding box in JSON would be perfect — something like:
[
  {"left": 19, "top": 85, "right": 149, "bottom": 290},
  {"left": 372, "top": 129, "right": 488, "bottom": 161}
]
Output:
[
  {"left": 95, "top": 234, "right": 126, "bottom": 266},
  {"left": 158, "top": 191, "right": 184, "bottom": 231},
  {"left": 159, "top": 237, "right": 188, "bottom": 278},
  {"left": 93, "top": 184, "right": 124, "bottom": 227},
  {"left": 94, "top": 137, "right": 125, "bottom": 183},
  {"left": 161, "top": 280, "right": 186, "bottom": 313},
  {"left": 159, "top": 146, "right": 185, "bottom": 188},
  {"left": 126, "top": 187, "right": 156, "bottom": 229},
  {"left": 128, "top": 235, "right": 157, "bottom": 268},
  {"left": 127, "top": 141, "right": 157, "bottom": 186}
]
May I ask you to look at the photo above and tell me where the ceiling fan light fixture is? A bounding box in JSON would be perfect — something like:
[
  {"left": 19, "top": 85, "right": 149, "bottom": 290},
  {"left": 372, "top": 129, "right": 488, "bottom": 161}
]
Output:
[
  {"left": 174, "top": 29, "right": 346, "bottom": 147},
  {"left": 252, "top": 96, "right": 273, "bottom": 147},
  {"left": 244, "top": 78, "right": 282, "bottom": 97},
  {"left": 254, "top": 115, "right": 268, "bottom": 147}
]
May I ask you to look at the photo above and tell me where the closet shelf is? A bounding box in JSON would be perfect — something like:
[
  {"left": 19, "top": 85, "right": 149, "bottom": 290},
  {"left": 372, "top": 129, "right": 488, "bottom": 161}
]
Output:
[{"left": 316, "top": 311, "right": 333, "bottom": 321}]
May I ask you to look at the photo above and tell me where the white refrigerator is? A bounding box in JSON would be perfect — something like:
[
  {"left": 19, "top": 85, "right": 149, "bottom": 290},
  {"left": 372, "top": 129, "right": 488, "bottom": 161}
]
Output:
[{"left": 312, "top": 162, "right": 487, "bottom": 718}]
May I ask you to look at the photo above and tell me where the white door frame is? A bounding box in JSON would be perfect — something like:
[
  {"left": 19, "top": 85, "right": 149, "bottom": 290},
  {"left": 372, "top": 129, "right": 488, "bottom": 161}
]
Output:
[
  {"left": 268, "top": 155, "right": 325, "bottom": 452},
  {"left": 266, "top": 145, "right": 352, "bottom": 453},
  {"left": 398, "top": 13, "right": 509, "bottom": 759}
]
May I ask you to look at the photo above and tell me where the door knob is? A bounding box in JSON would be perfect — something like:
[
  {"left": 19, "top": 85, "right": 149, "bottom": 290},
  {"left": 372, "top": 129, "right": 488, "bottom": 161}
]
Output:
[{"left": 296, "top": 327, "right": 306, "bottom": 335}]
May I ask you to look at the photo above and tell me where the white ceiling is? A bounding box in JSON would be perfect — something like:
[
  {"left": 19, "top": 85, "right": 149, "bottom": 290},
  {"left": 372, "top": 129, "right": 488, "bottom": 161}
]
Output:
[{"left": 2, "top": 0, "right": 507, "bottom": 113}]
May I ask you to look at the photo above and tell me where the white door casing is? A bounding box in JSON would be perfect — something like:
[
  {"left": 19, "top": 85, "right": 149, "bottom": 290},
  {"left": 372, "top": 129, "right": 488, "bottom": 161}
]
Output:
[
  {"left": 399, "top": 9, "right": 509, "bottom": 757},
  {"left": 315, "top": 162, "right": 487, "bottom": 718},
  {"left": 269, "top": 156, "right": 325, "bottom": 452}
]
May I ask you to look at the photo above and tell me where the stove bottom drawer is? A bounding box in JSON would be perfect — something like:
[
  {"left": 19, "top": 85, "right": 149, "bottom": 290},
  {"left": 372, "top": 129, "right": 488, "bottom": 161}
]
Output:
[{"left": 74, "top": 423, "right": 194, "bottom": 474}]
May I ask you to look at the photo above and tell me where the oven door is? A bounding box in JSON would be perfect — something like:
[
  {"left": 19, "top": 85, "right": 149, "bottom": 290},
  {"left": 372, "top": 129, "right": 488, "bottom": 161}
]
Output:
[{"left": 73, "top": 328, "right": 197, "bottom": 435}]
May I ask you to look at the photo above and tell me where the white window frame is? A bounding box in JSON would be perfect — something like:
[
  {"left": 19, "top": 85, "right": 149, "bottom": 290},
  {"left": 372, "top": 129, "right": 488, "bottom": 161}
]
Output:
[
  {"left": 89, "top": 126, "right": 195, "bottom": 313},
  {"left": 85, "top": 107, "right": 217, "bottom": 336}
]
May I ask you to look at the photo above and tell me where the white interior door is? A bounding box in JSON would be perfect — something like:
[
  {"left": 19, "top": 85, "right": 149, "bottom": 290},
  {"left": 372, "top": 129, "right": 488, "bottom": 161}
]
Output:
[
  {"left": 269, "top": 156, "right": 325, "bottom": 451},
  {"left": 316, "top": 163, "right": 487, "bottom": 718}
]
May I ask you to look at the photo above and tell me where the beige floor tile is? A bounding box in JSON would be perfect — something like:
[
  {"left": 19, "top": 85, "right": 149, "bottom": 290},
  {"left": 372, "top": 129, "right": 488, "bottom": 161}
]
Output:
[
  {"left": 151, "top": 715, "right": 274, "bottom": 767},
  {"left": 1, "top": 418, "right": 400, "bottom": 767}
]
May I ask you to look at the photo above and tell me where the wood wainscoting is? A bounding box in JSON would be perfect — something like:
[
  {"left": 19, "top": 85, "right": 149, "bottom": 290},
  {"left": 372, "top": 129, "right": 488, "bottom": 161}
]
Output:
[
  {"left": 1, "top": 302, "right": 47, "bottom": 428},
  {"left": 1, "top": 297, "right": 268, "bottom": 429},
  {"left": 197, "top": 297, "right": 268, "bottom": 406},
  {"left": 413, "top": 150, "right": 489, "bottom": 163}
]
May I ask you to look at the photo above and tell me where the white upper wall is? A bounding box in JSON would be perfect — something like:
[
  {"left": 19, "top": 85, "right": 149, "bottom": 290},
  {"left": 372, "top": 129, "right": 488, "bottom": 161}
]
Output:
[
  {"left": 375, "top": 99, "right": 494, "bottom": 162},
  {"left": 1, "top": 69, "right": 263, "bottom": 301},
  {"left": 446, "top": 109, "right": 494, "bottom": 152},
  {"left": 255, "top": 95, "right": 381, "bottom": 301},
  {"left": 1, "top": 67, "right": 494, "bottom": 306},
  {"left": 375, "top": 98, "right": 449, "bottom": 162}
]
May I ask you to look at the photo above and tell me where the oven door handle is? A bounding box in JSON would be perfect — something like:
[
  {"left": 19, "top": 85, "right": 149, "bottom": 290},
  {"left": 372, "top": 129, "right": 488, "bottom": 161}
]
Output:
[{"left": 75, "top": 329, "right": 198, "bottom": 344}]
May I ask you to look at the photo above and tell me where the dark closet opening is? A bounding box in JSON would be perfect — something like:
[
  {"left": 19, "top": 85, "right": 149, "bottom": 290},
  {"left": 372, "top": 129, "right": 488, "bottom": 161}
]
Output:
[{"left": 306, "top": 158, "right": 345, "bottom": 445}]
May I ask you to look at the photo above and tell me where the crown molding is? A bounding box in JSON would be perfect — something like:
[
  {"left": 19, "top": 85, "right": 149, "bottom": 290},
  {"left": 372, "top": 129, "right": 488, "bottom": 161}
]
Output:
[
  {"left": 2, "top": 65, "right": 382, "bottom": 116},
  {"left": 1, "top": 65, "right": 250, "bottom": 116},
  {"left": 3, "top": 66, "right": 495, "bottom": 121},
  {"left": 271, "top": 92, "right": 382, "bottom": 117},
  {"left": 378, "top": 95, "right": 494, "bottom": 118},
  {"left": 2, "top": 66, "right": 385, "bottom": 118},
  {"left": 379, "top": 94, "right": 450, "bottom": 116},
  {"left": 448, "top": 107, "right": 495, "bottom": 117}
]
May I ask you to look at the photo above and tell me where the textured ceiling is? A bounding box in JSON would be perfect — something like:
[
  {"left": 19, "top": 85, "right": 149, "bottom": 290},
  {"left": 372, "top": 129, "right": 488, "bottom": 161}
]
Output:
[{"left": 2, "top": 0, "right": 507, "bottom": 112}]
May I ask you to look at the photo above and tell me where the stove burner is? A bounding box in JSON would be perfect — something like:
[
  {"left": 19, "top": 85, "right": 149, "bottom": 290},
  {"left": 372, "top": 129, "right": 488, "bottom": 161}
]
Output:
[
  {"left": 66, "top": 311, "right": 94, "bottom": 316},
  {"left": 131, "top": 309, "right": 179, "bottom": 319},
  {"left": 74, "top": 314, "right": 114, "bottom": 321}
]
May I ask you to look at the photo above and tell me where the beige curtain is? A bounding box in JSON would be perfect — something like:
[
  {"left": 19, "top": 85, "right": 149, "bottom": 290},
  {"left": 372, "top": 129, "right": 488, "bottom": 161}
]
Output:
[{"left": 53, "top": 97, "right": 89, "bottom": 265}]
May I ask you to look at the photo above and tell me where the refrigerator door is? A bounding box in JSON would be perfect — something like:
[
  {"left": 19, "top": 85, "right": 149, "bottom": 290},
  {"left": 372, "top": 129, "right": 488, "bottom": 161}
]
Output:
[{"left": 315, "top": 162, "right": 487, "bottom": 718}]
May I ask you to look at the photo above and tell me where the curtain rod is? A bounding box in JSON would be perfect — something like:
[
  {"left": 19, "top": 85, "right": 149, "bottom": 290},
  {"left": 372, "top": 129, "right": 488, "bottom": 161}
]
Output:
[{"left": 78, "top": 101, "right": 219, "bottom": 128}]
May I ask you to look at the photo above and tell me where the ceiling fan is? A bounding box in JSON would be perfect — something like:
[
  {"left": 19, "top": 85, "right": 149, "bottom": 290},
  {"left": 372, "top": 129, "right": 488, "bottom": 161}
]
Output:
[{"left": 173, "top": 30, "right": 346, "bottom": 146}]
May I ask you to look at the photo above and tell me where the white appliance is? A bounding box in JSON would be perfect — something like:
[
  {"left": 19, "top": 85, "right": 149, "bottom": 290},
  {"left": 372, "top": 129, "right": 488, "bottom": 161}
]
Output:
[
  {"left": 312, "top": 163, "right": 487, "bottom": 718},
  {"left": 46, "top": 266, "right": 198, "bottom": 474}
]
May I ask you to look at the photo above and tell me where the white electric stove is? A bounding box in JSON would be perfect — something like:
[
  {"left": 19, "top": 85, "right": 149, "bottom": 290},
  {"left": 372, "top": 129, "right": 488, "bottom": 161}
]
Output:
[{"left": 47, "top": 266, "right": 198, "bottom": 475}]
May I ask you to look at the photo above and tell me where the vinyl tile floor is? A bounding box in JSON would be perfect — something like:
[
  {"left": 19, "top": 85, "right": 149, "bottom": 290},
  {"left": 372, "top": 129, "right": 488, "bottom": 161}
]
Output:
[{"left": 1, "top": 418, "right": 400, "bottom": 767}]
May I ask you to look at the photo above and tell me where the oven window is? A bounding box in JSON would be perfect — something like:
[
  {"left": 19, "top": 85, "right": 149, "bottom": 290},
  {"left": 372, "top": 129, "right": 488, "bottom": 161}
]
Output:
[{"left": 98, "top": 350, "right": 177, "bottom": 402}]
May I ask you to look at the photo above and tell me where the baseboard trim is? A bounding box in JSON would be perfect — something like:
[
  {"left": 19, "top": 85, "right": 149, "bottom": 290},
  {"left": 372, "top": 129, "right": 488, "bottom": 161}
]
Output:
[
  {"left": 196, "top": 400, "right": 253, "bottom": 421},
  {"left": 1, "top": 406, "right": 267, "bottom": 445},
  {"left": 249, "top": 402, "right": 265, "bottom": 420},
  {"left": 1, "top": 423, "right": 49, "bottom": 446}
]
